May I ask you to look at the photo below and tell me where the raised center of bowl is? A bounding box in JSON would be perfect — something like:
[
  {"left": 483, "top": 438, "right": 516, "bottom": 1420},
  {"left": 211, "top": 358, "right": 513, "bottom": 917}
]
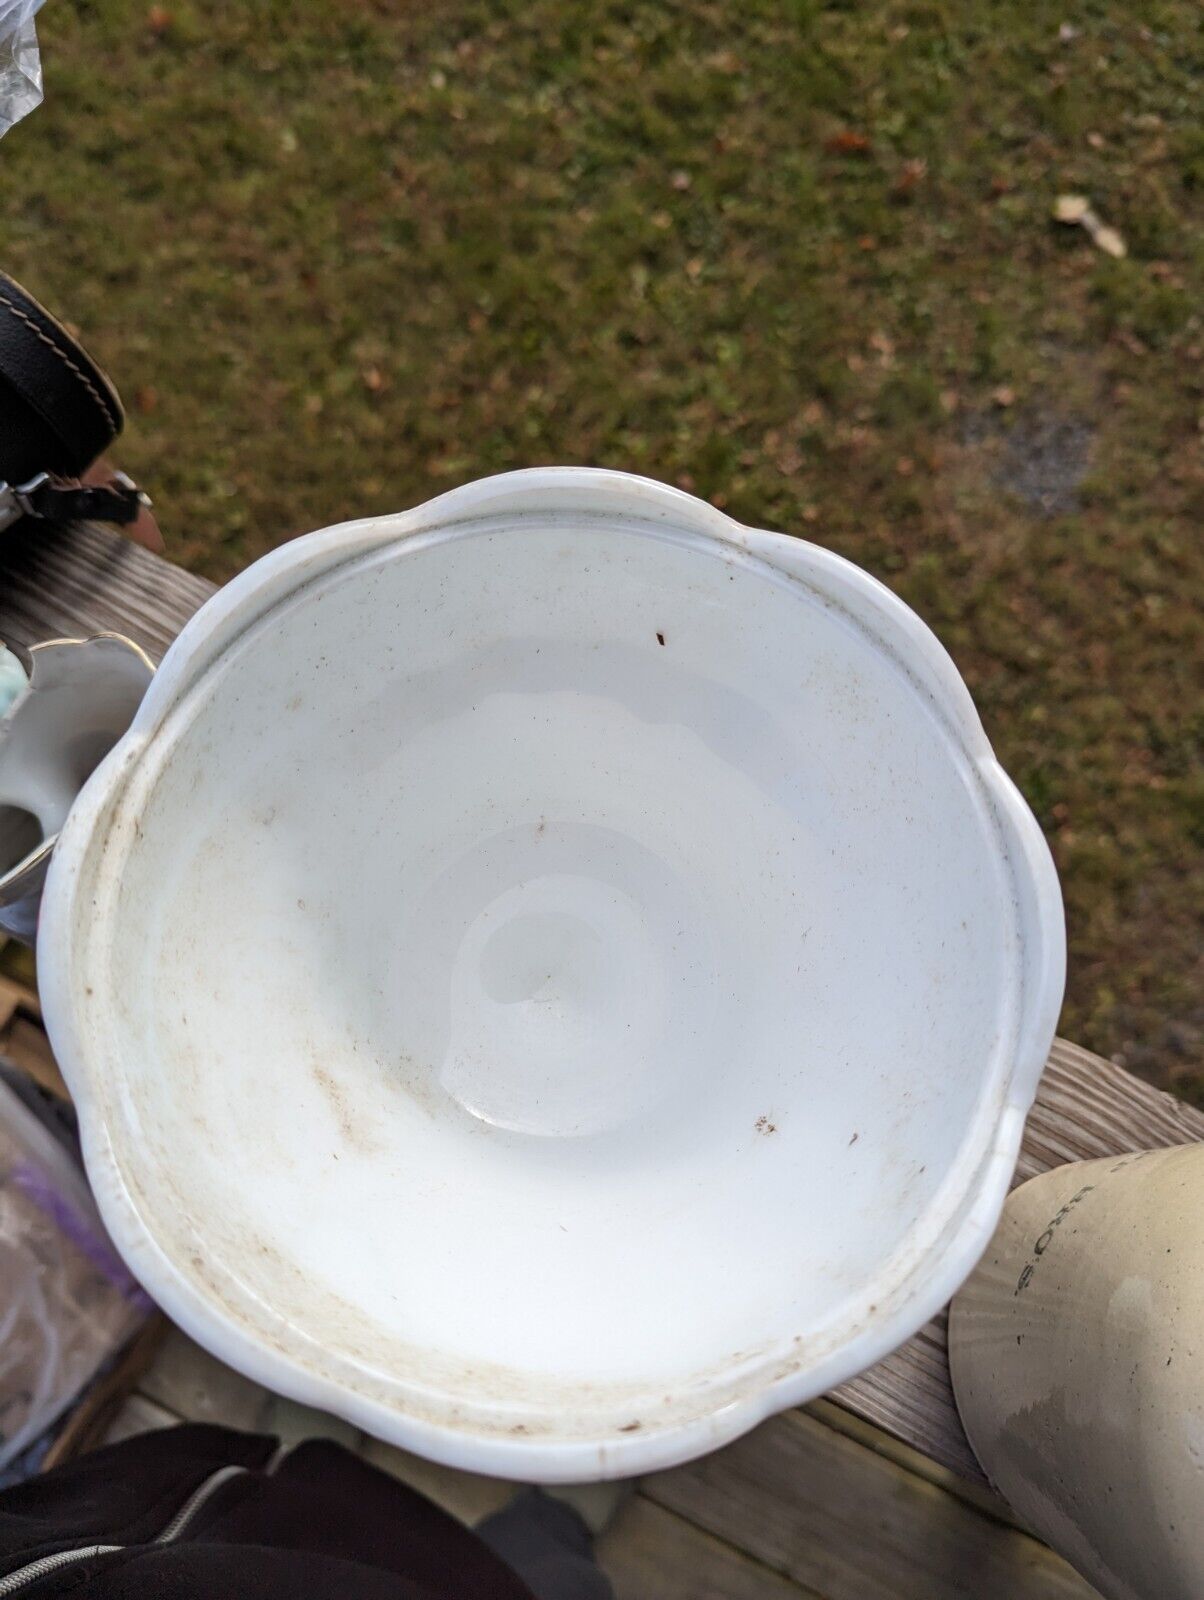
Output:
[{"left": 452, "top": 888, "right": 655, "bottom": 1136}]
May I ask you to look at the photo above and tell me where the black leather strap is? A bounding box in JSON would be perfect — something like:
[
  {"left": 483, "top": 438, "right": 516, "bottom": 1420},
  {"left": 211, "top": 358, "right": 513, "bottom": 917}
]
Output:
[
  {"left": 13, "top": 474, "right": 147, "bottom": 526},
  {"left": 0, "top": 270, "right": 124, "bottom": 483}
]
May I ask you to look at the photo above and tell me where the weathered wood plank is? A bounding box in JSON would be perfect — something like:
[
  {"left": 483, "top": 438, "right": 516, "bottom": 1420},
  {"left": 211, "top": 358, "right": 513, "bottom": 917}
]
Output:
[
  {"left": 102, "top": 1393, "right": 179, "bottom": 1447},
  {"left": 1014, "top": 1039, "right": 1204, "bottom": 1182},
  {"left": 598, "top": 1495, "right": 819, "bottom": 1600},
  {"left": 642, "top": 1407, "right": 1101, "bottom": 1600},
  {"left": 6, "top": 523, "right": 1203, "bottom": 1489},
  {"left": 0, "top": 518, "right": 214, "bottom": 660},
  {"left": 805, "top": 1397, "right": 1021, "bottom": 1525},
  {"left": 138, "top": 1325, "right": 272, "bottom": 1434}
]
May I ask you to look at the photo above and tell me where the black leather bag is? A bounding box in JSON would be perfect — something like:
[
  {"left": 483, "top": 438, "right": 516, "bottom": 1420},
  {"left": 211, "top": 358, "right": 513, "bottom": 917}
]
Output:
[{"left": 0, "top": 271, "right": 148, "bottom": 528}]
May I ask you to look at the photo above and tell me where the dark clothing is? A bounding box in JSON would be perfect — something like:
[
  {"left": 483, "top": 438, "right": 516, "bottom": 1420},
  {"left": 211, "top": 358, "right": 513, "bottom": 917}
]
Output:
[
  {"left": 478, "top": 1490, "right": 614, "bottom": 1600},
  {"left": 0, "top": 1424, "right": 608, "bottom": 1599}
]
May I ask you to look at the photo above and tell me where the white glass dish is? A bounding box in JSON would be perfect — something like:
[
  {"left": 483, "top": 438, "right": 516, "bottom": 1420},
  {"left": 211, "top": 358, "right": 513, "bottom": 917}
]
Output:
[{"left": 39, "top": 469, "right": 1064, "bottom": 1480}]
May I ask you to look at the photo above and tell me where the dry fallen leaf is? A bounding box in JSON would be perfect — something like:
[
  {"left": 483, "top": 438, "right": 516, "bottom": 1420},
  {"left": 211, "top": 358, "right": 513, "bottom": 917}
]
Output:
[
  {"left": 825, "top": 129, "right": 872, "bottom": 155},
  {"left": 1114, "top": 329, "right": 1149, "bottom": 356},
  {"left": 893, "top": 158, "right": 927, "bottom": 197}
]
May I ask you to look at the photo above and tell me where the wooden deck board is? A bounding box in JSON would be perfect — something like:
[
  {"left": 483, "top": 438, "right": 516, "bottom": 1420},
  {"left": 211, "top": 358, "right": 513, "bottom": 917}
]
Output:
[
  {"left": 0, "top": 517, "right": 214, "bottom": 661},
  {"left": 642, "top": 1408, "right": 1099, "bottom": 1599},
  {"left": 5, "top": 518, "right": 1203, "bottom": 1510},
  {"left": 598, "top": 1496, "right": 819, "bottom": 1600}
]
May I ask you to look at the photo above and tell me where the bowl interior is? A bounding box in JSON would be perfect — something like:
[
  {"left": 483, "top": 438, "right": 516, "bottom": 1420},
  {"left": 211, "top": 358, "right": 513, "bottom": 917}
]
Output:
[{"left": 84, "top": 513, "right": 1021, "bottom": 1437}]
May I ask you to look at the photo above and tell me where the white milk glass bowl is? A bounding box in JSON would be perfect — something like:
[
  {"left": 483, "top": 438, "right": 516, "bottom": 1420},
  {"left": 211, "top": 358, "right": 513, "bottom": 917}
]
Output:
[{"left": 39, "top": 469, "right": 1064, "bottom": 1480}]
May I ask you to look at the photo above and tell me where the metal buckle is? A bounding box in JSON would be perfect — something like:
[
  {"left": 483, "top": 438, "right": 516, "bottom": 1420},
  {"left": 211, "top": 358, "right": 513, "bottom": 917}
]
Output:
[
  {"left": 11, "top": 471, "right": 50, "bottom": 517},
  {"left": 0, "top": 480, "right": 23, "bottom": 532},
  {"left": 0, "top": 473, "right": 50, "bottom": 530},
  {"left": 111, "top": 469, "right": 153, "bottom": 511}
]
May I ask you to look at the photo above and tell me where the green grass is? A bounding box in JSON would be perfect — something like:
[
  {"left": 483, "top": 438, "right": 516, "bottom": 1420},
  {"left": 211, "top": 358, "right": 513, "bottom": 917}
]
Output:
[{"left": 3, "top": 0, "right": 1201, "bottom": 1094}]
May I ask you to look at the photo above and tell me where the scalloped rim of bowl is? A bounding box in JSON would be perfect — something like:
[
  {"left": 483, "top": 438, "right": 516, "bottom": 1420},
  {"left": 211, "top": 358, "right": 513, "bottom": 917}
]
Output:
[{"left": 38, "top": 468, "right": 1065, "bottom": 1480}]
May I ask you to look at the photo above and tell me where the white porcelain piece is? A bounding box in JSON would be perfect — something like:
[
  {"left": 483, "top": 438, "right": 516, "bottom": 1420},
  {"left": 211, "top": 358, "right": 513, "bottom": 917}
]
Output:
[
  {"left": 0, "top": 634, "right": 153, "bottom": 941},
  {"left": 950, "top": 1145, "right": 1204, "bottom": 1600},
  {"left": 38, "top": 468, "right": 1064, "bottom": 1479}
]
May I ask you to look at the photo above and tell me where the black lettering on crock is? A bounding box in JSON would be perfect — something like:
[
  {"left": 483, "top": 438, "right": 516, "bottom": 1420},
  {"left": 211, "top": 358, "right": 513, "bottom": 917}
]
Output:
[{"left": 1014, "top": 1184, "right": 1096, "bottom": 1295}]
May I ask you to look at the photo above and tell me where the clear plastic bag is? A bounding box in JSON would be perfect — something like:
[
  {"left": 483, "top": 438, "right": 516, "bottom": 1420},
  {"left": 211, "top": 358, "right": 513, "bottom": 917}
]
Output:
[
  {"left": 0, "top": 1, "right": 45, "bottom": 139},
  {"left": 0, "top": 1072, "right": 150, "bottom": 1471}
]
